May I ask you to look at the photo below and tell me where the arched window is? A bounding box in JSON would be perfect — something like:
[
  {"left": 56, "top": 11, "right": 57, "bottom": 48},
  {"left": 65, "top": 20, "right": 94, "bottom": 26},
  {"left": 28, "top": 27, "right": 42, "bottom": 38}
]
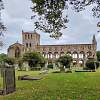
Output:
[
  {"left": 25, "top": 34, "right": 27, "bottom": 39},
  {"left": 72, "top": 52, "right": 78, "bottom": 58},
  {"left": 15, "top": 47, "right": 20, "bottom": 58},
  {"left": 42, "top": 52, "right": 46, "bottom": 58},
  {"left": 87, "top": 51, "right": 92, "bottom": 58},
  {"left": 30, "top": 43, "right": 31, "bottom": 47},
  {"left": 79, "top": 51, "right": 85, "bottom": 59},
  {"left": 79, "top": 60, "right": 84, "bottom": 67},
  {"left": 31, "top": 34, "right": 32, "bottom": 39},
  {"left": 48, "top": 52, "right": 53, "bottom": 59},
  {"left": 54, "top": 52, "right": 59, "bottom": 58},
  {"left": 26, "top": 43, "right": 28, "bottom": 48},
  {"left": 28, "top": 34, "right": 30, "bottom": 39},
  {"left": 73, "top": 60, "right": 77, "bottom": 66}
]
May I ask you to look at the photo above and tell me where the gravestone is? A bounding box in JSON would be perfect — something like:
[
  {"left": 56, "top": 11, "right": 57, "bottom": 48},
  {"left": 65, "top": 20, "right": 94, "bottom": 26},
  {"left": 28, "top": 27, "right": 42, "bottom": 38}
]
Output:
[
  {"left": 0, "top": 65, "right": 16, "bottom": 95},
  {"left": 23, "top": 62, "right": 30, "bottom": 71},
  {"left": 45, "top": 62, "right": 48, "bottom": 69}
]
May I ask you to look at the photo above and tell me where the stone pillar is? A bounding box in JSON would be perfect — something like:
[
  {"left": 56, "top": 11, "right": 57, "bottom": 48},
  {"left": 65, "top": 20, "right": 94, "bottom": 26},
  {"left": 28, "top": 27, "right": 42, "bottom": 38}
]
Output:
[
  {"left": 77, "top": 59, "right": 80, "bottom": 68},
  {"left": 53, "top": 62, "right": 56, "bottom": 69},
  {"left": 45, "top": 53, "right": 48, "bottom": 59},
  {"left": 77, "top": 52, "right": 80, "bottom": 67},
  {"left": 83, "top": 60, "right": 86, "bottom": 67},
  {"left": 15, "top": 64, "right": 18, "bottom": 70},
  {"left": 45, "top": 62, "right": 48, "bottom": 69},
  {"left": 94, "top": 61, "right": 96, "bottom": 71},
  {"left": 70, "top": 63, "right": 73, "bottom": 69},
  {"left": 83, "top": 53, "right": 87, "bottom": 67}
]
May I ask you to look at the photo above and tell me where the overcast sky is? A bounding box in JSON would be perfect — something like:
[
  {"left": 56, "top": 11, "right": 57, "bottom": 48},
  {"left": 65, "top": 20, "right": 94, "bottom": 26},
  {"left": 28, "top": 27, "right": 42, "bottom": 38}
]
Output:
[{"left": 0, "top": 0, "right": 100, "bottom": 54}]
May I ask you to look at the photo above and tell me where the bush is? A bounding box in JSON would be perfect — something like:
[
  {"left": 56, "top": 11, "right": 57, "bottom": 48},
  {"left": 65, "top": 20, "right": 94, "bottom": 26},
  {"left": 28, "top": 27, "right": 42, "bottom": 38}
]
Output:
[
  {"left": 47, "top": 63, "right": 53, "bottom": 69},
  {"left": 3, "top": 57, "right": 15, "bottom": 65},
  {"left": 0, "top": 53, "right": 15, "bottom": 66},
  {"left": 97, "top": 51, "right": 100, "bottom": 62},
  {"left": 85, "top": 59, "right": 99, "bottom": 70},
  {"left": 57, "top": 55, "right": 72, "bottom": 68},
  {"left": 23, "top": 52, "right": 46, "bottom": 70},
  {"left": 0, "top": 53, "right": 7, "bottom": 63}
]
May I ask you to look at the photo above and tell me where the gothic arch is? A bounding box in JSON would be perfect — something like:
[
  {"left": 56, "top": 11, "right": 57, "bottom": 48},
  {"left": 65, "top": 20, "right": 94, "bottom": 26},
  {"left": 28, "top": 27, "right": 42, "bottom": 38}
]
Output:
[
  {"left": 48, "top": 52, "right": 53, "bottom": 59},
  {"left": 79, "top": 51, "right": 85, "bottom": 59},
  {"left": 15, "top": 47, "right": 20, "bottom": 58},
  {"left": 87, "top": 51, "right": 92, "bottom": 58},
  {"left": 72, "top": 51, "right": 78, "bottom": 58},
  {"left": 25, "top": 34, "right": 27, "bottom": 39},
  {"left": 54, "top": 52, "right": 59, "bottom": 58},
  {"left": 60, "top": 52, "right": 64, "bottom": 57},
  {"left": 79, "top": 60, "right": 84, "bottom": 67},
  {"left": 73, "top": 60, "right": 77, "bottom": 66},
  {"left": 42, "top": 52, "right": 46, "bottom": 57}
]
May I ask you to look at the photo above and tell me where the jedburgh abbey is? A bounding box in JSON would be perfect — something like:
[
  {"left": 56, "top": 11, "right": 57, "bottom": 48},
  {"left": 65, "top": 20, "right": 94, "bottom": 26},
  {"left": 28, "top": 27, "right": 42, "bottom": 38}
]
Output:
[{"left": 7, "top": 31, "right": 97, "bottom": 67}]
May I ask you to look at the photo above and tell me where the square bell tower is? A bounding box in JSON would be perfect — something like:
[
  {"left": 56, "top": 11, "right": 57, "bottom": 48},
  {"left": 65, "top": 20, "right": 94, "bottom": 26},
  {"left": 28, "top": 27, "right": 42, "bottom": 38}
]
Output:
[{"left": 22, "top": 30, "right": 40, "bottom": 52}]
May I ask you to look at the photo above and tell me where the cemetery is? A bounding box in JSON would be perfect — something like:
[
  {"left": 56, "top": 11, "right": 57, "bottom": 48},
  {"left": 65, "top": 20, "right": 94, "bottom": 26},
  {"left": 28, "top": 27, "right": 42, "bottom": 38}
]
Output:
[
  {"left": 0, "top": 45, "right": 100, "bottom": 99},
  {"left": 0, "top": 55, "right": 100, "bottom": 100},
  {"left": 0, "top": 69, "right": 100, "bottom": 99},
  {"left": 0, "top": 0, "right": 100, "bottom": 99}
]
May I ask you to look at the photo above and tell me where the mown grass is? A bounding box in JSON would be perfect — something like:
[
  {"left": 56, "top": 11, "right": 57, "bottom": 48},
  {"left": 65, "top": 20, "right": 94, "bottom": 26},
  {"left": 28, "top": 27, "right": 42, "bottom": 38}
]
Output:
[{"left": 0, "top": 71, "right": 100, "bottom": 100}]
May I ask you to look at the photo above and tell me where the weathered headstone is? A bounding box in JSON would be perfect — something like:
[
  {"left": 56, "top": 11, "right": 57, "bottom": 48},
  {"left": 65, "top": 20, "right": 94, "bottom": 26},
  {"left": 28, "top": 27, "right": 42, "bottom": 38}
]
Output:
[
  {"left": 0, "top": 66, "right": 16, "bottom": 95},
  {"left": 23, "top": 62, "right": 30, "bottom": 71},
  {"left": 3, "top": 67, "right": 16, "bottom": 94},
  {"left": 45, "top": 62, "right": 48, "bottom": 69}
]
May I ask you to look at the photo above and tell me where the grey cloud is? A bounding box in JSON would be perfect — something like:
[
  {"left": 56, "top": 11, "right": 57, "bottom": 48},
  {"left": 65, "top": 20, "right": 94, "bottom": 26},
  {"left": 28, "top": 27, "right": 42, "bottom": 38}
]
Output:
[
  {"left": 3, "top": 0, "right": 33, "bottom": 18},
  {"left": 0, "top": 0, "right": 100, "bottom": 54}
]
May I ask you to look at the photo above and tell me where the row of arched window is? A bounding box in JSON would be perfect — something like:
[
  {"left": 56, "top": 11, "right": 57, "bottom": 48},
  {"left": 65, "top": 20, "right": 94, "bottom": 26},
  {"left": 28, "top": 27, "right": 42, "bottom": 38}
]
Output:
[
  {"left": 42, "top": 51, "right": 92, "bottom": 59},
  {"left": 25, "top": 34, "right": 33, "bottom": 40},
  {"left": 26, "top": 43, "right": 32, "bottom": 48}
]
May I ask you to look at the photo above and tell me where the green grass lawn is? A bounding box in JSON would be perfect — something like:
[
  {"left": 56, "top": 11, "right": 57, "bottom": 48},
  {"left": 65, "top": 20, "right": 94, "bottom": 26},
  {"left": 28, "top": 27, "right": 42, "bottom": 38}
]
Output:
[{"left": 0, "top": 71, "right": 100, "bottom": 100}]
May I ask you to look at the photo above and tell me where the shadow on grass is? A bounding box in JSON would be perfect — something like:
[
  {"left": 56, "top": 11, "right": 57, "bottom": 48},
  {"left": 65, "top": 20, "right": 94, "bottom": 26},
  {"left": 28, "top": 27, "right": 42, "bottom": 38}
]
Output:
[{"left": 52, "top": 70, "right": 72, "bottom": 73}]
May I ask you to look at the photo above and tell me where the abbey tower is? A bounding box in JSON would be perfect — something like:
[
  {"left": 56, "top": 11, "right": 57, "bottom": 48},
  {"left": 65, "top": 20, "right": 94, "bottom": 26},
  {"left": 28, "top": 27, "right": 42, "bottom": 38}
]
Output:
[{"left": 22, "top": 30, "right": 40, "bottom": 52}]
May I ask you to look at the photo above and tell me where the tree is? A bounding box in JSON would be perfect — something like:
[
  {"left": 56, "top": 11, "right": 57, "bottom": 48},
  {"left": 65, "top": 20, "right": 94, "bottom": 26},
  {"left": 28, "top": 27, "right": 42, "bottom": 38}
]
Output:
[
  {"left": 57, "top": 54, "right": 73, "bottom": 72},
  {"left": 31, "top": 0, "right": 100, "bottom": 38},
  {"left": 0, "top": 0, "right": 6, "bottom": 48},
  {"left": 0, "top": 53, "right": 7, "bottom": 63},
  {"left": 23, "top": 52, "right": 46, "bottom": 70},
  {"left": 31, "top": 0, "right": 68, "bottom": 39},
  {"left": 85, "top": 58, "right": 99, "bottom": 70},
  {"left": 0, "top": 53, "right": 15, "bottom": 66},
  {"left": 3, "top": 57, "right": 15, "bottom": 65},
  {"left": 97, "top": 51, "right": 100, "bottom": 62}
]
